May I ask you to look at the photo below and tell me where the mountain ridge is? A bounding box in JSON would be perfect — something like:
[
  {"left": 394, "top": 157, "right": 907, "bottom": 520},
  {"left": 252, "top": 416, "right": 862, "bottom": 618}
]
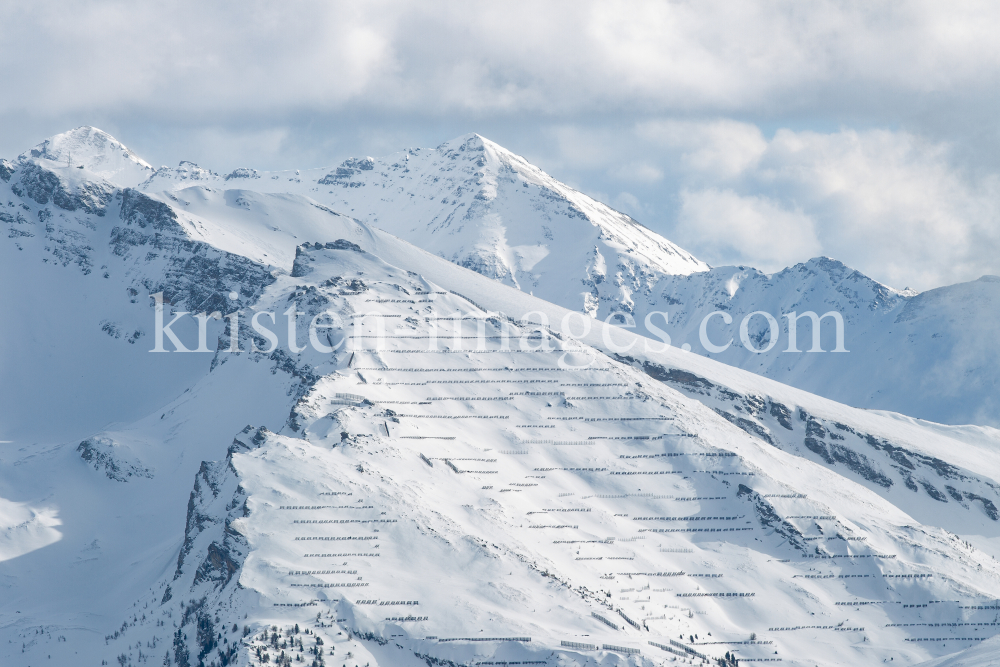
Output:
[
  {"left": 6, "top": 126, "right": 999, "bottom": 426},
  {"left": 130, "top": 128, "right": 1000, "bottom": 426},
  {"left": 3, "top": 145, "right": 1000, "bottom": 666}
]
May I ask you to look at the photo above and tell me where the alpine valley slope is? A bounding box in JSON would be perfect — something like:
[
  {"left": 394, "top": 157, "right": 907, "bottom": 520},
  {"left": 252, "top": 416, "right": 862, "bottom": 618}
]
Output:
[
  {"left": 133, "top": 129, "right": 1000, "bottom": 427},
  {"left": 3, "top": 143, "right": 1000, "bottom": 667}
]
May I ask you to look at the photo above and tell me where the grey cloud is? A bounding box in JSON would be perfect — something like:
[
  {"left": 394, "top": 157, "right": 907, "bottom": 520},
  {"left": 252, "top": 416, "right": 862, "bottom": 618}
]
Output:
[
  {"left": 2, "top": 1, "right": 999, "bottom": 290},
  {"left": 5, "top": 1, "right": 1000, "bottom": 118}
]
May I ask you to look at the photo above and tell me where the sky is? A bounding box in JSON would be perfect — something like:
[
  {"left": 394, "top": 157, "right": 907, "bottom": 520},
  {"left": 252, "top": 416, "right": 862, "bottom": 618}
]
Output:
[{"left": 2, "top": 0, "right": 999, "bottom": 291}]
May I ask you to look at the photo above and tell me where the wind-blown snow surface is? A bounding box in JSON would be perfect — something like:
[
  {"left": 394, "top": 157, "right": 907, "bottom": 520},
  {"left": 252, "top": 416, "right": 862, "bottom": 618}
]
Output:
[
  {"left": 3, "top": 146, "right": 1000, "bottom": 667},
  {"left": 127, "top": 129, "right": 1000, "bottom": 427}
]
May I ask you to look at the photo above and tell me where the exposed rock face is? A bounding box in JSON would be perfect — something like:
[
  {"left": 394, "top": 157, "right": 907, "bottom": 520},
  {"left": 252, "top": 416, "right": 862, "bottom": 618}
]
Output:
[
  {"left": 625, "top": 354, "right": 1000, "bottom": 519},
  {"left": 318, "top": 156, "right": 375, "bottom": 185},
  {"left": 77, "top": 436, "right": 153, "bottom": 481},
  {"left": 737, "top": 484, "right": 808, "bottom": 553},
  {"left": 224, "top": 168, "right": 260, "bottom": 180},
  {"left": 164, "top": 427, "right": 264, "bottom": 666},
  {"left": 0, "top": 158, "right": 15, "bottom": 182},
  {"left": 174, "top": 426, "right": 261, "bottom": 586},
  {"left": 113, "top": 188, "right": 276, "bottom": 312},
  {"left": 14, "top": 162, "right": 115, "bottom": 216}
]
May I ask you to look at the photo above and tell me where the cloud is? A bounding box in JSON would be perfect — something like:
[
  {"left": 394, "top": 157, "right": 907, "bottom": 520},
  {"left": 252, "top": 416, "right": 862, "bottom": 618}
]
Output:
[
  {"left": 1, "top": 2, "right": 999, "bottom": 290},
  {"left": 675, "top": 189, "right": 822, "bottom": 272},
  {"left": 638, "top": 119, "right": 767, "bottom": 179},
  {"left": 612, "top": 192, "right": 654, "bottom": 220},
  {"left": 750, "top": 128, "right": 1000, "bottom": 290},
  {"left": 608, "top": 162, "right": 663, "bottom": 183},
  {"left": 4, "top": 1, "right": 1000, "bottom": 119},
  {"left": 527, "top": 120, "right": 1000, "bottom": 291}
]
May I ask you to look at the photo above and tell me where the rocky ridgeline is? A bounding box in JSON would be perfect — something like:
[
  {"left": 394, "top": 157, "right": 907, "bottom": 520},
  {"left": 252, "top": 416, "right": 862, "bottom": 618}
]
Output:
[{"left": 2, "top": 152, "right": 275, "bottom": 310}]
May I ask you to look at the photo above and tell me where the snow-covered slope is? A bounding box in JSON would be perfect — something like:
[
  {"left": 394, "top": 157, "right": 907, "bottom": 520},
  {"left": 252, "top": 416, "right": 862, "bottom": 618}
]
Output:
[
  {"left": 917, "top": 633, "right": 1000, "bottom": 666},
  {"left": 4, "top": 148, "right": 1000, "bottom": 667},
  {"left": 622, "top": 260, "right": 1000, "bottom": 427},
  {"left": 125, "top": 130, "right": 1000, "bottom": 427}
]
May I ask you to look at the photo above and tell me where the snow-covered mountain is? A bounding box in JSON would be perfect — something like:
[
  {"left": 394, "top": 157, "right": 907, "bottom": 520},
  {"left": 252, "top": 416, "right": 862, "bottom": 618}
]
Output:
[
  {"left": 21, "top": 125, "right": 155, "bottom": 188},
  {"left": 140, "top": 132, "right": 708, "bottom": 309},
  {"left": 3, "top": 134, "right": 1000, "bottom": 667},
  {"left": 624, "top": 261, "right": 1000, "bottom": 427},
  {"left": 119, "top": 127, "right": 999, "bottom": 426}
]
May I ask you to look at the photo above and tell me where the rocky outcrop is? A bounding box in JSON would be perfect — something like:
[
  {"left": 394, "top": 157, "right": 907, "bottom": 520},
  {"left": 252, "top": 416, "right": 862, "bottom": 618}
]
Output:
[
  {"left": 112, "top": 189, "right": 276, "bottom": 312},
  {"left": 77, "top": 436, "right": 153, "bottom": 481},
  {"left": 173, "top": 427, "right": 261, "bottom": 584},
  {"left": 290, "top": 239, "right": 364, "bottom": 278},
  {"left": 0, "top": 158, "right": 14, "bottom": 182},
  {"left": 319, "top": 156, "right": 374, "bottom": 186},
  {"left": 12, "top": 161, "right": 115, "bottom": 216},
  {"left": 737, "top": 484, "right": 807, "bottom": 553},
  {"left": 622, "top": 350, "right": 1000, "bottom": 519},
  {"left": 224, "top": 168, "right": 260, "bottom": 180},
  {"left": 160, "top": 426, "right": 270, "bottom": 667}
]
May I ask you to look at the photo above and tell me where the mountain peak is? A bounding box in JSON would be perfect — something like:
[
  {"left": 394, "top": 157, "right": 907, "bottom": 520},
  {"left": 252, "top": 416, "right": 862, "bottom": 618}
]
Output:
[
  {"left": 795, "top": 256, "right": 919, "bottom": 296},
  {"left": 140, "top": 130, "right": 708, "bottom": 309},
  {"left": 444, "top": 132, "right": 537, "bottom": 166},
  {"left": 20, "top": 126, "right": 154, "bottom": 187},
  {"left": 435, "top": 131, "right": 492, "bottom": 152},
  {"left": 429, "top": 133, "right": 540, "bottom": 179}
]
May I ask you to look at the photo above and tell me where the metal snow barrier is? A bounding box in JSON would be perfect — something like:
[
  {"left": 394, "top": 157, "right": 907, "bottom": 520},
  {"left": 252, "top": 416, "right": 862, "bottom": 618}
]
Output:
[
  {"left": 591, "top": 612, "right": 619, "bottom": 630},
  {"left": 617, "top": 609, "right": 641, "bottom": 629},
  {"left": 648, "top": 641, "right": 688, "bottom": 658},
  {"left": 437, "top": 637, "right": 530, "bottom": 643},
  {"left": 332, "top": 393, "right": 366, "bottom": 406},
  {"left": 446, "top": 289, "right": 489, "bottom": 314},
  {"left": 560, "top": 641, "right": 597, "bottom": 651},
  {"left": 669, "top": 639, "right": 708, "bottom": 661},
  {"left": 602, "top": 644, "right": 640, "bottom": 655}
]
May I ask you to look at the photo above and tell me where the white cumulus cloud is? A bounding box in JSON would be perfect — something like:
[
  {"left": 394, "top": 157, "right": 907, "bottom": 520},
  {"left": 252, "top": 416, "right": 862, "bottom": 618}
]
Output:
[{"left": 675, "top": 189, "right": 822, "bottom": 272}]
